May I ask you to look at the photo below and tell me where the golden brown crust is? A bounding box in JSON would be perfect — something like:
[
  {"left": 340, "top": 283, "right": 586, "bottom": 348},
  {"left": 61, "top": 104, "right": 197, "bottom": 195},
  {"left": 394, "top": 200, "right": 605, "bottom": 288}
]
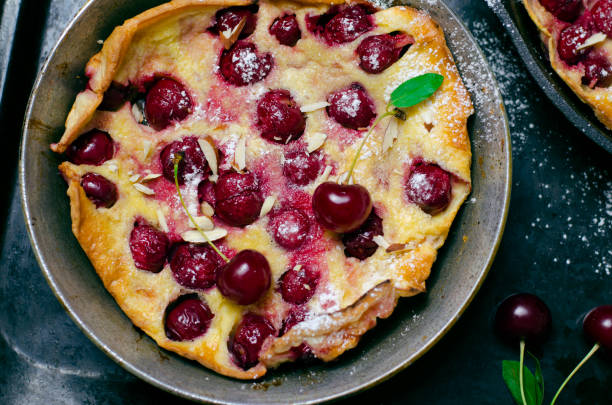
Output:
[
  {"left": 524, "top": 0, "right": 612, "bottom": 129},
  {"left": 52, "top": 0, "right": 472, "bottom": 379}
]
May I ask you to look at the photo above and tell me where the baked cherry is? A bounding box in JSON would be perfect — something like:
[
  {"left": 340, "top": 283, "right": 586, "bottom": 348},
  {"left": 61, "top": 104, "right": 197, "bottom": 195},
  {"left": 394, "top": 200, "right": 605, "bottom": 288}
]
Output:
[
  {"left": 269, "top": 14, "right": 301, "bottom": 46},
  {"left": 165, "top": 297, "right": 214, "bottom": 341},
  {"left": 539, "top": 0, "right": 582, "bottom": 22},
  {"left": 81, "top": 173, "right": 118, "bottom": 208},
  {"left": 405, "top": 162, "right": 452, "bottom": 215},
  {"left": 268, "top": 208, "right": 310, "bottom": 249},
  {"left": 256, "top": 89, "right": 306, "bottom": 144},
  {"left": 323, "top": 4, "right": 373, "bottom": 45},
  {"left": 170, "top": 243, "right": 223, "bottom": 290},
  {"left": 280, "top": 306, "right": 308, "bottom": 335},
  {"left": 592, "top": 0, "right": 612, "bottom": 36},
  {"left": 583, "top": 305, "right": 612, "bottom": 351},
  {"left": 219, "top": 42, "right": 273, "bottom": 86},
  {"left": 215, "top": 6, "right": 257, "bottom": 38},
  {"left": 327, "top": 83, "right": 376, "bottom": 130},
  {"left": 312, "top": 181, "right": 372, "bottom": 233},
  {"left": 342, "top": 211, "right": 383, "bottom": 260},
  {"left": 99, "top": 82, "right": 130, "bottom": 111},
  {"left": 217, "top": 249, "right": 271, "bottom": 305},
  {"left": 558, "top": 23, "right": 591, "bottom": 63},
  {"left": 129, "top": 223, "right": 170, "bottom": 273},
  {"left": 279, "top": 265, "right": 319, "bottom": 305},
  {"left": 214, "top": 171, "right": 263, "bottom": 227},
  {"left": 66, "top": 130, "right": 114, "bottom": 166},
  {"left": 145, "top": 78, "right": 193, "bottom": 130},
  {"left": 282, "top": 150, "right": 323, "bottom": 186},
  {"left": 356, "top": 33, "right": 413, "bottom": 74},
  {"left": 494, "top": 293, "right": 552, "bottom": 346},
  {"left": 582, "top": 53, "right": 612, "bottom": 88},
  {"left": 229, "top": 313, "right": 275, "bottom": 370},
  {"left": 160, "top": 137, "right": 209, "bottom": 184}
]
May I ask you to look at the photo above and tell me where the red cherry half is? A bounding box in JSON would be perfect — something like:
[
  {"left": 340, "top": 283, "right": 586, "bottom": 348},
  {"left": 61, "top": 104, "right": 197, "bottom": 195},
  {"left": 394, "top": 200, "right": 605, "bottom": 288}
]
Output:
[
  {"left": 159, "top": 136, "right": 209, "bottom": 184},
  {"left": 323, "top": 4, "right": 373, "bottom": 45},
  {"left": 129, "top": 223, "right": 169, "bottom": 273},
  {"left": 341, "top": 211, "right": 383, "bottom": 260},
  {"left": 312, "top": 181, "right": 372, "bottom": 233},
  {"left": 145, "top": 78, "right": 193, "bottom": 131},
  {"left": 219, "top": 42, "right": 273, "bottom": 86},
  {"left": 165, "top": 296, "right": 214, "bottom": 341},
  {"left": 279, "top": 265, "right": 320, "bottom": 305},
  {"left": 214, "top": 171, "right": 263, "bottom": 227},
  {"left": 170, "top": 243, "right": 223, "bottom": 290},
  {"left": 405, "top": 162, "right": 452, "bottom": 215},
  {"left": 583, "top": 305, "right": 612, "bottom": 351},
  {"left": 215, "top": 6, "right": 257, "bottom": 38},
  {"left": 269, "top": 14, "right": 301, "bottom": 46},
  {"left": 494, "top": 293, "right": 552, "bottom": 346},
  {"left": 326, "top": 83, "right": 376, "bottom": 130},
  {"left": 256, "top": 89, "right": 305, "bottom": 144},
  {"left": 229, "top": 313, "right": 275, "bottom": 369},
  {"left": 217, "top": 250, "right": 271, "bottom": 305}
]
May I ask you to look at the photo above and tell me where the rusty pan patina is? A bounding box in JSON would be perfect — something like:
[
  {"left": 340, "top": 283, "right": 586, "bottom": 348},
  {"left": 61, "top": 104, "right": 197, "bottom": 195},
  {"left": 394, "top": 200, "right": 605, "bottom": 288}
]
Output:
[{"left": 20, "top": 0, "right": 511, "bottom": 403}]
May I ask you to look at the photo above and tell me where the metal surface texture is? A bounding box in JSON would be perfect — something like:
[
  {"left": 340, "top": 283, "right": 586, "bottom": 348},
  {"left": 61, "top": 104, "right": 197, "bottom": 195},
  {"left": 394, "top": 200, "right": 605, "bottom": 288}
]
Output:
[
  {"left": 18, "top": 0, "right": 510, "bottom": 403},
  {"left": 492, "top": 0, "right": 612, "bottom": 154}
]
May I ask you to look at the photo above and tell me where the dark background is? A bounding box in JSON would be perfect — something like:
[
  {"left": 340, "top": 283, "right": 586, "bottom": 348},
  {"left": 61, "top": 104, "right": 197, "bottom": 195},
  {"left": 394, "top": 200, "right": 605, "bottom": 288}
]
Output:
[{"left": 0, "top": 0, "right": 610, "bottom": 403}]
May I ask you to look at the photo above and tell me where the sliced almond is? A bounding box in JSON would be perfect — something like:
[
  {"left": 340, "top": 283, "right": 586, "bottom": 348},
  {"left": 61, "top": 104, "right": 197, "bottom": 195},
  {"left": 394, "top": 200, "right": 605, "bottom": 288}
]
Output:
[
  {"left": 181, "top": 228, "right": 228, "bottom": 243},
  {"left": 306, "top": 132, "right": 327, "bottom": 153},
  {"left": 319, "top": 165, "right": 333, "bottom": 182},
  {"left": 577, "top": 32, "right": 607, "bottom": 50},
  {"left": 142, "top": 140, "right": 152, "bottom": 160},
  {"left": 198, "top": 137, "right": 218, "bottom": 176},
  {"left": 373, "top": 235, "right": 390, "bottom": 250},
  {"left": 208, "top": 174, "right": 219, "bottom": 183},
  {"left": 132, "top": 103, "right": 144, "bottom": 123},
  {"left": 141, "top": 173, "right": 161, "bottom": 182},
  {"left": 129, "top": 174, "right": 141, "bottom": 183},
  {"left": 191, "top": 216, "right": 214, "bottom": 231},
  {"left": 235, "top": 136, "right": 246, "bottom": 171},
  {"left": 293, "top": 264, "right": 303, "bottom": 271},
  {"left": 156, "top": 209, "right": 169, "bottom": 233},
  {"left": 133, "top": 183, "right": 155, "bottom": 195},
  {"left": 259, "top": 196, "right": 276, "bottom": 217},
  {"left": 220, "top": 17, "right": 246, "bottom": 50},
  {"left": 382, "top": 118, "right": 399, "bottom": 153},
  {"left": 201, "top": 202, "right": 214, "bottom": 217},
  {"left": 300, "top": 102, "right": 330, "bottom": 113}
]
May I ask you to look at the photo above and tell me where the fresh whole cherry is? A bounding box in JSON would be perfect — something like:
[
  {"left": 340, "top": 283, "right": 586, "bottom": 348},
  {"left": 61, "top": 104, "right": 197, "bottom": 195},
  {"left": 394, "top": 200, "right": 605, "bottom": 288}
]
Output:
[
  {"left": 219, "top": 42, "right": 273, "bottom": 86},
  {"left": 279, "top": 265, "right": 320, "bottom": 305},
  {"left": 583, "top": 305, "right": 612, "bottom": 351},
  {"left": 405, "top": 162, "right": 452, "bottom": 215},
  {"left": 170, "top": 243, "right": 223, "bottom": 290},
  {"left": 282, "top": 150, "right": 323, "bottom": 186},
  {"left": 129, "top": 223, "right": 170, "bottom": 273},
  {"left": 229, "top": 313, "right": 275, "bottom": 370},
  {"left": 217, "top": 249, "right": 271, "bottom": 305},
  {"left": 269, "top": 14, "right": 301, "bottom": 46},
  {"left": 256, "top": 89, "right": 306, "bottom": 144},
  {"left": 267, "top": 208, "right": 310, "bottom": 250},
  {"left": 66, "top": 130, "right": 114, "bottom": 166},
  {"left": 160, "top": 136, "right": 209, "bottom": 184},
  {"left": 215, "top": 6, "right": 257, "bottom": 38},
  {"left": 145, "top": 78, "right": 193, "bottom": 131},
  {"left": 327, "top": 83, "right": 376, "bottom": 130},
  {"left": 80, "top": 173, "right": 118, "bottom": 208},
  {"left": 342, "top": 211, "right": 383, "bottom": 259},
  {"left": 312, "top": 181, "right": 372, "bottom": 233},
  {"left": 356, "top": 33, "right": 413, "bottom": 74},
  {"left": 494, "top": 293, "right": 552, "bottom": 346},
  {"left": 539, "top": 0, "right": 582, "bottom": 22},
  {"left": 214, "top": 171, "right": 263, "bottom": 227},
  {"left": 165, "top": 296, "right": 214, "bottom": 341},
  {"left": 323, "top": 5, "right": 373, "bottom": 45}
]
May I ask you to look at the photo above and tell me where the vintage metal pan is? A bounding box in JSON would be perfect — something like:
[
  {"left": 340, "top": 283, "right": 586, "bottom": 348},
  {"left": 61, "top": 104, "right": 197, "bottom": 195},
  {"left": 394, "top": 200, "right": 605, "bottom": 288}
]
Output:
[
  {"left": 20, "top": 0, "right": 511, "bottom": 403},
  {"left": 493, "top": 0, "right": 612, "bottom": 154}
]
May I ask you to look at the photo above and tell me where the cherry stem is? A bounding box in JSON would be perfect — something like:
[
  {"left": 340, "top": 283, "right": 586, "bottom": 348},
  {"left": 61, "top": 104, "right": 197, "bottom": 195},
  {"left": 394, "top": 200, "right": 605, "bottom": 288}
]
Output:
[
  {"left": 549, "top": 343, "right": 600, "bottom": 405},
  {"left": 519, "top": 339, "right": 528, "bottom": 405},
  {"left": 173, "top": 155, "right": 229, "bottom": 263}
]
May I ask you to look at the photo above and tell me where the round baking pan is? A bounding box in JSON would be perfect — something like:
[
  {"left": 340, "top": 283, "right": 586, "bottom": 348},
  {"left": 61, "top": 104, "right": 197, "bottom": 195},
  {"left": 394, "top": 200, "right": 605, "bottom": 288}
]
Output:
[
  {"left": 493, "top": 0, "right": 612, "bottom": 154},
  {"left": 20, "top": 0, "right": 511, "bottom": 403}
]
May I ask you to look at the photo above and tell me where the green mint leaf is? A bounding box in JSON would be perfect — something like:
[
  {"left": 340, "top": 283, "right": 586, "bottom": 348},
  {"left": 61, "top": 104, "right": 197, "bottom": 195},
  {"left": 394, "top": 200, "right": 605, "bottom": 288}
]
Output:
[
  {"left": 528, "top": 352, "right": 545, "bottom": 405},
  {"left": 389, "top": 73, "right": 443, "bottom": 108},
  {"left": 502, "top": 360, "right": 539, "bottom": 405}
]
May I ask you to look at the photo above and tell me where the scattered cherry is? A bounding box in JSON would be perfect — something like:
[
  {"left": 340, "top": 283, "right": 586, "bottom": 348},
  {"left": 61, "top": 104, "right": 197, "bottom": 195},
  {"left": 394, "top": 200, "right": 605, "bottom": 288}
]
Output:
[
  {"left": 279, "top": 265, "right": 320, "bottom": 305},
  {"left": 582, "top": 52, "right": 612, "bottom": 88},
  {"left": 327, "top": 83, "right": 376, "bottom": 130},
  {"left": 557, "top": 23, "right": 591, "bottom": 64},
  {"left": 269, "top": 14, "right": 301, "bottom": 46},
  {"left": 282, "top": 149, "right": 323, "bottom": 186},
  {"left": 323, "top": 4, "right": 373, "bottom": 45},
  {"left": 145, "top": 78, "right": 192, "bottom": 130},
  {"left": 165, "top": 296, "right": 214, "bottom": 341},
  {"left": 217, "top": 249, "right": 271, "bottom": 305},
  {"left": 539, "top": 0, "right": 582, "bottom": 22},
  {"left": 583, "top": 305, "right": 612, "bottom": 351},
  {"left": 215, "top": 6, "right": 257, "bottom": 38},
  {"left": 342, "top": 211, "right": 383, "bottom": 259},
  {"left": 214, "top": 171, "right": 263, "bottom": 227},
  {"left": 592, "top": 0, "right": 612, "bottom": 36},
  {"left": 170, "top": 243, "right": 223, "bottom": 290},
  {"left": 160, "top": 136, "right": 209, "bottom": 184},
  {"left": 356, "top": 33, "right": 413, "bottom": 74},
  {"left": 267, "top": 208, "right": 310, "bottom": 250},
  {"left": 129, "top": 223, "right": 169, "bottom": 273},
  {"left": 494, "top": 293, "right": 552, "bottom": 346},
  {"left": 405, "top": 162, "right": 452, "bottom": 215},
  {"left": 256, "top": 89, "right": 306, "bottom": 144},
  {"left": 219, "top": 42, "right": 273, "bottom": 86},
  {"left": 80, "top": 173, "right": 118, "bottom": 208},
  {"left": 66, "top": 130, "right": 114, "bottom": 166},
  {"left": 312, "top": 181, "right": 372, "bottom": 233},
  {"left": 229, "top": 313, "right": 275, "bottom": 370}
]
